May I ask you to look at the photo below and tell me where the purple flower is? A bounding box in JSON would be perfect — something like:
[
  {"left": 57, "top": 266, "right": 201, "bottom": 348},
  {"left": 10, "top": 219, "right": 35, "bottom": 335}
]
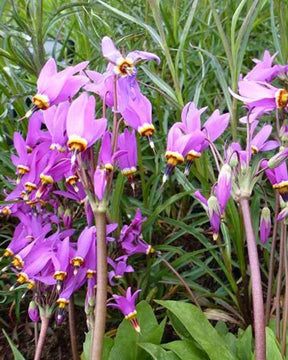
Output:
[
  {"left": 215, "top": 164, "right": 232, "bottom": 214},
  {"left": 229, "top": 81, "right": 288, "bottom": 113},
  {"left": 207, "top": 196, "right": 222, "bottom": 241},
  {"left": 119, "top": 209, "right": 153, "bottom": 255},
  {"left": 243, "top": 50, "right": 288, "bottom": 82},
  {"left": 28, "top": 301, "right": 39, "bottom": 322},
  {"left": 250, "top": 124, "right": 278, "bottom": 154},
  {"left": 108, "top": 256, "right": 134, "bottom": 285},
  {"left": 117, "top": 129, "right": 138, "bottom": 179},
  {"left": 29, "top": 58, "right": 88, "bottom": 114},
  {"left": 94, "top": 168, "right": 107, "bottom": 201},
  {"left": 66, "top": 93, "right": 107, "bottom": 156},
  {"left": 121, "top": 84, "right": 155, "bottom": 148},
  {"left": 259, "top": 207, "right": 271, "bottom": 244},
  {"left": 108, "top": 287, "right": 141, "bottom": 332},
  {"left": 164, "top": 124, "right": 205, "bottom": 182},
  {"left": 101, "top": 36, "right": 160, "bottom": 77},
  {"left": 43, "top": 102, "right": 70, "bottom": 152}
]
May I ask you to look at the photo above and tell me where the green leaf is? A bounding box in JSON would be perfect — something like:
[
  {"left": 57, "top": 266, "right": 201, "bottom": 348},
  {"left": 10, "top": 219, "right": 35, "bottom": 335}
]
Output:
[
  {"left": 138, "top": 343, "right": 180, "bottom": 360},
  {"left": 156, "top": 300, "right": 237, "bottom": 360},
  {"left": 2, "top": 329, "right": 25, "bottom": 360},
  {"left": 236, "top": 326, "right": 253, "bottom": 360},
  {"left": 163, "top": 339, "right": 208, "bottom": 360},
  {"left": 109, "top": 301, "right": 164, "bottom": 360},
  {"left": 266, "top": 327, "right": 282, "bottom": 360}
]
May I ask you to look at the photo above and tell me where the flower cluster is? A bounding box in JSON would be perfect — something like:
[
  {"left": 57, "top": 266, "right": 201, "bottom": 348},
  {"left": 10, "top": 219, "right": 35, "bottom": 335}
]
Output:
[{"left": 0, "top": 37, "right": 160, "bottom": 330}]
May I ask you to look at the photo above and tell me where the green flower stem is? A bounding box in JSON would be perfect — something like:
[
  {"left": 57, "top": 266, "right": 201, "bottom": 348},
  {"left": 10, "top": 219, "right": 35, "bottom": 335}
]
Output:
[
  {"left": 91, "top": 208, "right": 107, "bottom": 360},
  {"left": 239, "top": 198, "right": 266, "bottom": 360},
  {"left": 34, "top": 314, "right": 50, "bottom": 360}
]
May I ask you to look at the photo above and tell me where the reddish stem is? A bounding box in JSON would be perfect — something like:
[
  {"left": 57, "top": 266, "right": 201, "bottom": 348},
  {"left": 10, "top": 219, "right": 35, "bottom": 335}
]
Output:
[
  {"left": 34, "top": 315, "right": 50, "bottom": 360},
  {"left": 240, "top": 198, "right": 266, "bottom": 360}
]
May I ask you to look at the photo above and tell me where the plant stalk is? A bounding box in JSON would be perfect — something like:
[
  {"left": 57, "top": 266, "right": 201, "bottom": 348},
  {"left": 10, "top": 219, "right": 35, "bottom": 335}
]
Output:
[
  {"left": 276, "top": 219, "right": 285, "bottom": 341},
  {"left": 34, "top": 315, "right": 50, "bottom": 360},
  {"left": 68, "top": 297, "right": 80, "bottom": 360},
  {"left": 265, "top": 192, "right": 279, "bottom": 325},
  {"left": 239, "top": 198, "right": 266, "bottom": 360},
  {"left": 281, "top": 224, "right": 288, "bottom": 356},
  {"left": 91, "top": 210, "right": 107, "bottom": 360}
]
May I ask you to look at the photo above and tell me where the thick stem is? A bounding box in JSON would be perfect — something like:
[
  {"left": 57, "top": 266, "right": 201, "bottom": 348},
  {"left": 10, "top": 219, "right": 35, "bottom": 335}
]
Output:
[
  {"left": 265, "top": 192, "right": 279, "bottom": 325},
  {"left": 34, "top": 315, "right": 50, "bottom": 360},
  {"left": 239, "top": 198, "right": 266, "bottom": 360},
  {"left": 68, "top": 297, "right": 80, "bottom": 360},
  {"left": 276, "top": 220, "right": 285, "bottom": 341},
  {"left": 281, "top": 224, "right": 288, "bottom": 356},
  {"left": 91, "top": 210, "right": 107, "bottom": 360}
]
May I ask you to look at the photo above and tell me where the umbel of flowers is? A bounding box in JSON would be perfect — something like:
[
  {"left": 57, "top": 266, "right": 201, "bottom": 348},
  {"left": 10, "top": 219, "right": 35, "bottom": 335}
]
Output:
[
  {"left": 0, "top": 37, "right": 159, "bottom": 360},
  {"left": 1, "top": 34, "right": 288, "bottom": 360}
]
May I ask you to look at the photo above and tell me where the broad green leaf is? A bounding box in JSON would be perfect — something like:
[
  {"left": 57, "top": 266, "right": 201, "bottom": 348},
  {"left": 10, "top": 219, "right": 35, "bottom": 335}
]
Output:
[
  {"left": 266, "top": 327, "right": 282, "bottom": 360},
  {"left": 236, "top": 326, "right": 253, "bottom": 360},
  {"left": 2, "top": 329, "right": 25, "bottom": 360},
  {"left": 138, "top": 343, "right": 180, "bottom": 360},
  {"left": 156, "top": 300, "right": 237, "bottom": 360},
  {"left": 109, "top": 301, "right": 164, "bottom": 360},
  {"left": 163, "top": 339, "right": 208, "bottom": 360}
]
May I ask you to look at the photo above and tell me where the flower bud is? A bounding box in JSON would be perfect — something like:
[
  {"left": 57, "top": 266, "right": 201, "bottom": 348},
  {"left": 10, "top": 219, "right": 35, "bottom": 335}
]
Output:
[
  {"left": 28, "top": 301, "right": 39, "bottom": 322},
  {"left": 268, "top": 148, "right": 288, "bottom": 169},
  {"left": 280, "top": 124, "right": 288, "bottom": 143},
  {"left": 207, "top": 196, "right": 221, "bottom": 240},
  {"left": 259, "top": 207, "right": 271, "bottom": 244}
]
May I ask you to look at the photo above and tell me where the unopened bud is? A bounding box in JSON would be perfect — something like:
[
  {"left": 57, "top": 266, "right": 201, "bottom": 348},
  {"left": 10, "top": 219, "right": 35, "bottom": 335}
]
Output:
[
  {"left": 268, "top": 148, "right": 288, "bottom": 169},
  {"left": 259, "top": 207, "right": 271, "bottom": 244},
  {"left": 28, "top": 301, "right": 39, "bottom": 322}
]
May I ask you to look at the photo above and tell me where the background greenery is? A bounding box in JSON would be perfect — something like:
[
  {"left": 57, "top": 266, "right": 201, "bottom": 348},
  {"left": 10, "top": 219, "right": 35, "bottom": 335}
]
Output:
[{"left": 0, "top": 0, "right": 287, "bottom": 358}]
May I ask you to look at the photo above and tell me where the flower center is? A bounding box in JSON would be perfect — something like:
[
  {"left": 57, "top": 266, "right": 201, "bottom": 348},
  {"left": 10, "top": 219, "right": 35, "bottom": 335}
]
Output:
[
  {"left": 251, "top": 145, "right": 259, "bottom": 154},
  {"left": 115, "top": 58, "right": 135, "bottom": 76},
  {"left": 165, "top": 151, "right": 184, "bottom": 166},
  {"left": 53, "top": 271, "right": 67, "bottom": 281},
  {"left": 187, "top": 150, "right": 201, "bottom": 161},
  {"left": 276, "top": 89, "right": 288, "bottom": 109},
  {"left": 68, "top": 136, "right": 88, "bottom": 152},
  {"left": 122, "top": 167, "right": 137, "bottom": 177},
  {"left": 17, "top": 272, "right": 29, "bottom": 284},
  {"left": 32, "top": 94, "right": 50, "bottom": 110},
  {"left": 40, "top": 174, "right": 54, "bottom": 185},
  {"left": 17, "top": 165, "right": 30, "bottom": 175},
  {"left": 25, "top": 182, "right": 37, "bottom": 192},
  {"left": 12, "top": 255, "right": 24, "bottom": 269},
  {"left": 138, "top": 124, "right": 155, "bottom": 137}
]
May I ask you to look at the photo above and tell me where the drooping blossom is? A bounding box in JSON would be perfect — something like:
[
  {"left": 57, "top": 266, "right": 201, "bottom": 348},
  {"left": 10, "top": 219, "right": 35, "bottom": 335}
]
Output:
[
  {"left": 66, "top": 93, "right": 107, "bottom": 159},
  {"left": 243, "top": 50, "right": 288, "bottom": 83},
  {"left": 163, "top": 124, "right": 205, "bottom": 183},
  {"left": 229, "top": 80, "right": 288, "bottom": 113},
  {"left": 178, "top": 102, "right": 229, "bottom": 174},
  {"left": 250, "top": 124, "right": 278, "bottom": 154},
  {"left": 43, "top": 102, "right": 70, "bottom": 152},
  {"left": 121, "top": 84, "right": 156, "bottom": 149},
  {"left": 27, "top": 58, "right": 88, "bottom": 116},
  {"left": 117, "top": 129, "right": 138, "bottom": 182},
  {"left": 108, "top": 256, "right": 134, "bottom": 285},
  {"left": 108, "top": 287, "right": 141, "bottom": 332},
  {"left": 101, "top": 36, "right": 160, "bottom": 77}
]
